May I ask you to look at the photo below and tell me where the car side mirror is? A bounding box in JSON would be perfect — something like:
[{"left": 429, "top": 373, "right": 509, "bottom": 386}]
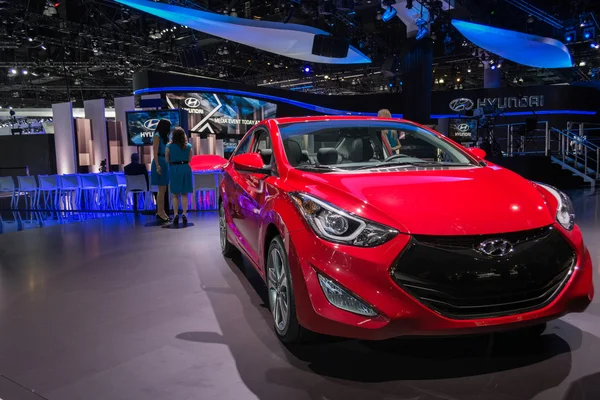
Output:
[
  {"left": 232, "top": 153, "right": 271, "bottom": 174},
  {"left": 467, "top": 147, "right": 487, "bottom": 160}
]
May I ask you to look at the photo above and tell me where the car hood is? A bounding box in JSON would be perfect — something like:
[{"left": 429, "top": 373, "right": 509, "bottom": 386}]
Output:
[{"left": 287, "top": 165, "right": 555, "bottom": 235}]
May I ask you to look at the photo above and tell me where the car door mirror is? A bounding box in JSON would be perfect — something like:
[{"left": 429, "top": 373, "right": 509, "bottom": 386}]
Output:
[
  {"left": 467, "top": 147, "right": 487, "bottom": 160},
  {"left": 232, "top": 153, "right": 271, "bottom": 174}
]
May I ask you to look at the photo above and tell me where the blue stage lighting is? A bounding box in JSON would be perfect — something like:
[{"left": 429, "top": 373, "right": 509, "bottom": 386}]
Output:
[
  {"left": 566, "top": 35, "right": 573, "bottom": 41},
  {"left": 415, "top": 18, "right": 429, "bottom": 40},
  {"left": 491, "top": 65, "right": 496, "bottom": 70},
  {"left": 303, "top": 65, "right": 312, "bottom": 73},
  {"left": 382, "top": 6, "right": 397, "bottom": 22},
  {"left": 584, "top": 32, "right": 591, "bottom": 39}
]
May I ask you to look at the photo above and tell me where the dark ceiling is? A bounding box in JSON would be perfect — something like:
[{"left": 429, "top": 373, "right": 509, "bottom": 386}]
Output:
[{"left": 0, "top": 0, "right": 599, "bottom": 108}]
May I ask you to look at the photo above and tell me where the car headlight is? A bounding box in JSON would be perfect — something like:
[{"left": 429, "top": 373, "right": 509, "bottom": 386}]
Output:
[
  {"left": 289, "top": 192, "right": 398, "bottom": 247},
  {"left": 537, "top": 183, "right": 575, "bottom": 230}
]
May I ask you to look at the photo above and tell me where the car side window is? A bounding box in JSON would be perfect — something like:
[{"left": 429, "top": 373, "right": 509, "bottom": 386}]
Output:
[
  {"left": 232, "top": 133, "right": 254, "bottom": 157},
  {"left": 252, "top": 129, "right": 276, "bottom": 168},
  {"left": 253, "top": 129, "right": 271, "bottom": 152}
]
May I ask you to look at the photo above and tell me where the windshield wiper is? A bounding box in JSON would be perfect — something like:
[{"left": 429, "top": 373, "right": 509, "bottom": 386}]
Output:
[
  {"left": 356, "top": 161, "right": 473, "bottom": 170},
  {"left": 355, "top": 161, "right": 424, "bottom": 170},
  {"left": 295, "top": 164, "right": 346, "bottom": 172}
]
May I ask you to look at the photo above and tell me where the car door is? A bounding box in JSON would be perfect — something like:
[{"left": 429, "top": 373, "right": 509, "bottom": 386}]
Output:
[
  {"left": 225, "top": 128, "right": 272, "bottom": 265},
  {"left": 223, "top": 132, "right": 254, "bottom": 257}
]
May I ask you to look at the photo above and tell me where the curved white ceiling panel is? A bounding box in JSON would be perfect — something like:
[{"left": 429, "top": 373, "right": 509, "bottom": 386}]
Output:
[
  {"left": 452, "top": 19, "right": 572, "bottom": 69},
  {"left": 115, "top": 0, "right": 371, "bottom": 64}
]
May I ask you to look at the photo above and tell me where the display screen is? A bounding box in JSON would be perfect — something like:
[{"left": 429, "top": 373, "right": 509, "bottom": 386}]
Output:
[
  {"left": 166, "top": 92, "right": 277, "bottom": 136},
  {"left": 448, "top": 119, "right": 478, "bottom": 143},
  {"left": 126, "top": 110, "right": 180, "bottom": 146}
]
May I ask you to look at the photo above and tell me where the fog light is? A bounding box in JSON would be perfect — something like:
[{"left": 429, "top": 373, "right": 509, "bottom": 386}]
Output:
[{"left": 318, "top": 274, "right": 377, "bottom": 317}]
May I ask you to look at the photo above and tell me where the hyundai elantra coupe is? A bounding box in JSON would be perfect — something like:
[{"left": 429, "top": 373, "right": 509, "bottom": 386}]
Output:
[{"left": 219, "top": 116, "right": 594, "bottom": 343}]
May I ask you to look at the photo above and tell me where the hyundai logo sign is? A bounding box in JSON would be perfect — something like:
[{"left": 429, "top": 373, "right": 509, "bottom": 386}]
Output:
[
  {"left": 184, "top": 97, "right": 201, "bottom": 108},
  {"left": 143, "top": 119, "right": 160, "bottom": 131},
  {"left": 449, "top": 98, "right": 475, "bottom": 112},
  {"left": 477, "top": 239, "right": 514, "bottom": 257},
  {"left": 456, "top": 123, "right": 471, "bottom": 133}
]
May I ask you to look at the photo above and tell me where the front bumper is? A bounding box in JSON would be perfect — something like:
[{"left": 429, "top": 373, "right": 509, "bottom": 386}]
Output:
[{"left": 287, "top": 225, "right": 594, "bottom": 340}]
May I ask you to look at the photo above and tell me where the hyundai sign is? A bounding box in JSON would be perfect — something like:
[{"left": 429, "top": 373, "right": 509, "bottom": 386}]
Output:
[{"left": 449, "top": 95, "right": 545, "bottom": 112}]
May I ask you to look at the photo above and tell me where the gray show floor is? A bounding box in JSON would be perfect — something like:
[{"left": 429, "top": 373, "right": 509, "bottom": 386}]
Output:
[{"left": 0, "top": 190, "right": 599, "bottom": 400}]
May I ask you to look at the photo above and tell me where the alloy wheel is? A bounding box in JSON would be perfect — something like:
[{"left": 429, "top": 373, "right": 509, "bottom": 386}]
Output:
[{"left": 268, "top": 247, "right": 290, "bottom": 333}]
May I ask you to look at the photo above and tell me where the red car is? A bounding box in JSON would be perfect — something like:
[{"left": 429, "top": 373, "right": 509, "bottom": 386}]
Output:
[{"left": 219, "top": 116, "right": 594, "bottom": 342}]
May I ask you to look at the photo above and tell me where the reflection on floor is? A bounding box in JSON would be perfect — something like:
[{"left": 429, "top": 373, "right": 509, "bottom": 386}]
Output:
[
  {"left": 0, "top": 190, "right": 598, "bottom": 400},
  {"left": 0, "top": 211, "right": 125, "bottom": 234}
]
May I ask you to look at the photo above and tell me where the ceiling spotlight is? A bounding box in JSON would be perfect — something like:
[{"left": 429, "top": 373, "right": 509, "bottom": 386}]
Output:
[
  {"left": 456, "top": 77, "right": 461, "bottom": 82},
  {"left": 9, "top": 68, "right": 17, "bottom": 75},
  {"left": 28, "top": 37, "right": 33, "bottom": 42},
  {"left": 491, "top": 65, "right": 496, "bottom": 70},
  {"left": 564, "top": 29, "right": 575, "bottom": 43},
  {"left": 415, "top": 18, "right": 429, "bottom": 40},
  {"left": 382, "top": 5, "right": 397, "bottom": 22},
  {"left": 22, "top": 69, "right": 28, "bottom": 75},
  {"left": 579, "top": 60, "right": 586, "bottom": 66},
  {"left": 40, "top": 45, "right": 46, "bottom": 50},
  {"left": 434, "top": 78, "right": 439, "bottom": 84},
  {"left": 439, "top": 78, "right": 444, "bottom": 83},
  {"left": 467, "top": 67, "right": 472, "bottom": 73},
  {"left": 303, "top": 65, "right": 312, "bottom": 73}
]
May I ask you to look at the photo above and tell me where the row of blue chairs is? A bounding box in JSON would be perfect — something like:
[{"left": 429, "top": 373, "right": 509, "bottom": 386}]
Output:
[{"left": 0, "top": 172, "right": 220, "bottom": 211}]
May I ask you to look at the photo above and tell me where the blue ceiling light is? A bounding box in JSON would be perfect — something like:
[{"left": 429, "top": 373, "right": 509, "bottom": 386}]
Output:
[
  {"left": 113, "top": 0, "right": 371, "bottom": 64},
  {"left": 564, "top": 28, "right": 576, "bottom": 43},
  {"left": 382, "top": 5, "right": 397, "bottom": 22},
  {"left": 303, "top": 65, "right": 312, "bottom": 73},
  {"left": 452, "top": 19, "right": 573, "bottom": 68},
  {"left": 415, "top": 18, "right": 429, "bottom": 40}
]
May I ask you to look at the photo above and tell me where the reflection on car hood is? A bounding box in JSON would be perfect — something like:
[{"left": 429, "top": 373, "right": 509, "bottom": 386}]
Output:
[{"left": 288, "top": 165, "right": 555, "bottom": 235}]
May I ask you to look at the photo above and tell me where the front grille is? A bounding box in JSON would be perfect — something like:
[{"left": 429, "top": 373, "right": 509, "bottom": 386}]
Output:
[{"left": 391, "top": 226, "right": 576, "bottom": 319}]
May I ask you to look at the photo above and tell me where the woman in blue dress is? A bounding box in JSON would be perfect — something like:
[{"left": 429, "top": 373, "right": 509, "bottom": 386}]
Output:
[
  {"left": 378, "top": 109, "right": 402, "bottom": 155},
  {"left": 151, "top": 119, "right": 171, "bottom": 222},
  {"left": 166, "top": 126, "right": 193, "bottom": 225}
]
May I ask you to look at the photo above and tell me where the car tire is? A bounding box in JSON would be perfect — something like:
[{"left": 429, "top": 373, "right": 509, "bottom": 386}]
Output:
[
  {"left": 219, "top": 202, "right": 237, "bottom": 257},
  {"left": 267, "top": 235, "right": 308, "bottom": 343}
]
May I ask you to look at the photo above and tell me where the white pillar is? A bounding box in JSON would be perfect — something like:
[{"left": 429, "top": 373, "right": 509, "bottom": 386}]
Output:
[
  {"left": 84, "top": 98, "right": 108, "bottom": 172},
  {"left": 114, "top": 96, "right": 136, "bottom": 167},
  {"left": 52, "top": 101, "right": 77, "bottom": 174}
]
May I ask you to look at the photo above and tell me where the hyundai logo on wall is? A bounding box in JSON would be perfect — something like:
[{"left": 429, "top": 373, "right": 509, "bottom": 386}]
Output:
[
  {"left": 184, "top": 97, "right": 201, "bottom": 108},
  {"left": 449, "top": 98, "right": 475, "bottom": 112},
  {"left": 456, "top": 123, "right": 471, "bottom": 133},
  {"left": 143, "top": 119, "right": 160, "bottom": 130}
]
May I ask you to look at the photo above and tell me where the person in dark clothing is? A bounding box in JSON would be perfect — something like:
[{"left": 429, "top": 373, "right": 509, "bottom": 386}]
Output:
[{"left": 124, "top": 153, "right": 149, "bottom": 190}]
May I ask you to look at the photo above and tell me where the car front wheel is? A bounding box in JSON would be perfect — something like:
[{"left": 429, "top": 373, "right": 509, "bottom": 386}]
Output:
[
  {"left": 219, "top": 202, "right": 236, "bottom": 257},
  {"left": 267, "top": 235, "right": 308, "bottom": 343}
]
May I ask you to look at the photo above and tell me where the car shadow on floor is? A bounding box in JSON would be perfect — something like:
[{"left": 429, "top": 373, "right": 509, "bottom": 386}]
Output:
[{"left": 179, "top": 250, "right": 584, "bottom": 400}]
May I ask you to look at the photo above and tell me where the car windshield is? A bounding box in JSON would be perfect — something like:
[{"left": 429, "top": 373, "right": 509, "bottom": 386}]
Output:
[{"left": 278, "top": 120, "right": 476, "bottom": 172}]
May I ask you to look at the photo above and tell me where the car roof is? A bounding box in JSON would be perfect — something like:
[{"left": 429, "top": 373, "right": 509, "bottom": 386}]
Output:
[{"left": 272, "top": 115, "right": 411, "bottom": 125}]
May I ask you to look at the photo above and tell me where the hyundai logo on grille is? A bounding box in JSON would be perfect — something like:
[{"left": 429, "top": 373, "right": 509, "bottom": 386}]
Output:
[
  {"left": 449, "top": 98, "right": 475, "bottom": 112},
  {"left": 184, "top": 97, "right": 201, "bottom": 108},
  {"left": 456, "top": 123, "right": 470, "bottom": 133},
  {"left": 143, "top": 119, "right": 160, "bottom": 130},
  {"left": 477, "top": 239, "right": 514, "bottom": 257}
]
